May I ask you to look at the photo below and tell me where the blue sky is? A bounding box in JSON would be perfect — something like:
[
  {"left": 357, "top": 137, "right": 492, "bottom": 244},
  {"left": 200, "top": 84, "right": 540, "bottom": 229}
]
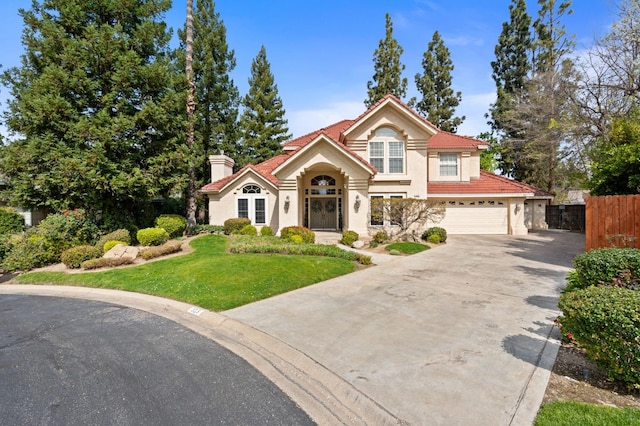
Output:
[{"left": 0, "top": 0, "right": 616, "bottom": 140}]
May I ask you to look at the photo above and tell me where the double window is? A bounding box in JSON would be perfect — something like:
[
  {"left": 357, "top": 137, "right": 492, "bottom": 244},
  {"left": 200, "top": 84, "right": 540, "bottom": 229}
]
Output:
[
  {"left": 237, "top": 185, "right": 266, "bottom": 224},
  {"left": 368, "top": 127, "right": 405, "bottom": 174}
]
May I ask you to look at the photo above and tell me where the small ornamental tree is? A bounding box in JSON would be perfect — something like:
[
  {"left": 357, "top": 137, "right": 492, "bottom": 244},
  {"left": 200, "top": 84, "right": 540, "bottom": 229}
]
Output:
[{"left": 370, "top": 198, "right": 446, "bottom": 241}]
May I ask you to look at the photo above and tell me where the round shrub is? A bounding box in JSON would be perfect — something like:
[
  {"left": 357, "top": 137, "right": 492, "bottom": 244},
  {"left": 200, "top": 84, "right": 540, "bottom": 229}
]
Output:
[
  {"left": 280, "top": 226, "right": 315, "bottom": 244},
  {"left": 155, "top": 214, "right": 187, "bottom": 238},
  {"left": 240, "top": 225, "right": 257, "bottom": 236},
  {"left": 136, "top": 228, "right": 170, "bottom": 246},
  {"left": 558, "top": 286, "right": 640, "bottom": 389},
  {"left": 568, "top": 248, "right": 640, "bottom": 292},
  {"left": 373, "top": 230, "right": 389, "bottom": 244},
  {"left": 422, "top": 227, "right": 447, "bottom": 243},
  {"left": 341, "top": 230, "right": 359, "bottom": 246},
  {"left": 96, "top": 228, "right": 132, "bottom": 250},
  {"left": 0, "top": 208, "right": 25, "bottom": 234},
  {"left": 103, "top": 240, "right": 128, "bottom": 253},
  {"left": 260, "top": 226, "right": 273, "bottom": 236},
  {"left": 224, "top": 218, "right": 252, "bottom": 235},
  {"left": 61, "top": 245, "right": 102, "bottom": 269},
  {"left": 427, "top": 234, "right": 441, "bottom": 244}
]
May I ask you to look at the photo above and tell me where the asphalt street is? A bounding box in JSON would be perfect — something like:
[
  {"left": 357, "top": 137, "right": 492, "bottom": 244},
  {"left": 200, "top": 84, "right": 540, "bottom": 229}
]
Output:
[{"left": 0, "top": 294, "right": 313, "bottom": 426}]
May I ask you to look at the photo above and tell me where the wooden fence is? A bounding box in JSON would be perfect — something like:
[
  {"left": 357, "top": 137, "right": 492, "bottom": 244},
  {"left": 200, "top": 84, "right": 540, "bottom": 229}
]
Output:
[{"left": 585, "top": 194, "right": 640, "bottom": 251}]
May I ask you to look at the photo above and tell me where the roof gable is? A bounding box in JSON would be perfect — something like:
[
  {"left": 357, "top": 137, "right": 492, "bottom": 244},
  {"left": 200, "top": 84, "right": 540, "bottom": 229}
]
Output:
[{"left": 200, "top": 158, "right": 284, "bottom": 193}]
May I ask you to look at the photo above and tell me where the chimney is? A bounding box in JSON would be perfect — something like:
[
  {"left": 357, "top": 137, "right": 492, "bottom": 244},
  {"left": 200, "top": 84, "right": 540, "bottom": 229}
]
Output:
[{"left": 209, "top": 154, "right": 235, "bottom": 183}]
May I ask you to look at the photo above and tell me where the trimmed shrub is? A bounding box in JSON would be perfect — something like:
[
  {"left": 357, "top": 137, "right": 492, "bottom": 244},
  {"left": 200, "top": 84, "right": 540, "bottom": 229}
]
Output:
[
  {"left": 61, "top": 245, "right": 102, "bottom": 269},
  {"left": 422, "top": 227, "right": 447, "bottom": 243},
  {"left": 187, "top": 224, "right": 224, "bottom": 236},
  {"left": 240, "top": 224, "right": 258, "bottom": 236},
  {"left": 0, "top": 208, "right": 25, "bottom": 234},
  {"left": 558, "top": 286, "right": 640, "bottom": 389},
  {"left": 427, "top": 234, "right": 441, "bottom": 244},
  {"left": 155, "top": 214, "right": 187, "bottom": 238},
  {"left": 136, "top": 228, "right": 170, "bottom": 246},
  {"left": 260, "top": 226, "right": 273, "bottom": 236},
  {"left": 81, "top": 256, "right": 135, "bottom": 270},
  {"left": 103, "top": 240, "right": 128, "bottom": 253},
  {"left": 567, "top": 248, "right": 640, "bottom": 292},
  {"left": 280, "top": 226, "right": 315, "bottom": 244},
  {"left": 140, "top": 240, "right": 183, "bottom": 260},
  {"left": 373, "top": 230, "right": 389, "bottom": 244},
  {"left": 96, "top": 229, "right": 132, "bottom": 251},
  {"left": 290, "top": 235, "right": 304, "bottom": 243},
  {"left": 224, "top": 218, "right": 251, "bottom": 235},
  {"left": 341, "top": 230, "right": 359, "bottom": 246}
]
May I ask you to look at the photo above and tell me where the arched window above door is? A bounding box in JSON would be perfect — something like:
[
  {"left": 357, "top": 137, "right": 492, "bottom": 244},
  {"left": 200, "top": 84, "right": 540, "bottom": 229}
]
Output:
[
  {"left": 311, "top": 175, "right": 335, "bottom": 186},
  {"left": 242, "top": 184, "right": 261, "bottom": 194}
]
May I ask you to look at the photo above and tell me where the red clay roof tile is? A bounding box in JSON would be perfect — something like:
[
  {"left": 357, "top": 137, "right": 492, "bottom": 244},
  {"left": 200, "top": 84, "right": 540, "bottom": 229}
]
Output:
[{"left": 427, "top": 171, "right": 553, "bottom": 197}]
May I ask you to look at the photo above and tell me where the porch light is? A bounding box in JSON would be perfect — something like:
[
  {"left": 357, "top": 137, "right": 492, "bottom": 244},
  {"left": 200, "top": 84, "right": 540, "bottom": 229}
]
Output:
[
  {"left": 284, "top": 195, "right": 290, "bottom": 210},
  {"left": 355, "top": 195, "right": 361, "bottom": 209}
]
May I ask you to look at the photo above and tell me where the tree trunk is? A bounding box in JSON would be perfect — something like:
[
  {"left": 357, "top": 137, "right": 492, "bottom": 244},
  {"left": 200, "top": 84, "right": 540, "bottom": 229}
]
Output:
[{"left": 185, "top": 0, "right": 197, "bottom": 231}]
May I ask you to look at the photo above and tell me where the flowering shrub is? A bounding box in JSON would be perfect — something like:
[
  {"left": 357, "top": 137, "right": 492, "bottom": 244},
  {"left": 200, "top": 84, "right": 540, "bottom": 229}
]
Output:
[{"left": 558, "top": 286, "right": 640, "bottom": 389}]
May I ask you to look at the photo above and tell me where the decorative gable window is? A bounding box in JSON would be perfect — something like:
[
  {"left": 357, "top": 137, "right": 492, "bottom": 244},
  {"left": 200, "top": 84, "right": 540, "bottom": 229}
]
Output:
[
  {"left": 439, "top": 153, "right": 458, "bottom": 177},
  {"left": 369, "top": 127, "right": 405, "bottom": 174},
  {"left": 237, "top": 184, "right": 267, "bottom": 224}
]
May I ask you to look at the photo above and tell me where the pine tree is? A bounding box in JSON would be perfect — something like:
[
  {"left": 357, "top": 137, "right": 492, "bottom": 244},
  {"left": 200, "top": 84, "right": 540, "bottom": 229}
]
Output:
[
  {"left": 178, "top": 0, "right": 240, "bottom": 225},
  {"left": 237, "top": 45, "right": 290, "bottom": 168},
  {"left": 0, "top": 0, "right": 184, "bottom": 225},
  {"left": 413, "top": 31, "right": 465, "bottom": 133},
  {"left": 365, "top": 13, "right": 408, "bottom": 107}
]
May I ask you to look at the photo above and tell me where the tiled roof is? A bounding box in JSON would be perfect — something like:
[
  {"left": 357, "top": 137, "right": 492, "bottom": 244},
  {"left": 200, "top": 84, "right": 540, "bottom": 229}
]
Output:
[
  {"left": 427, "top": 171, "right": 553, "bottom": 197},
  {"left": 200, "top": 155, "right": 287, "bottom": 191},
  {"left": 283, "top": 120, "right": 354, "bottom": 148},
  {"left": 427, "top": 131, "right": 486, "bottom": 150}
]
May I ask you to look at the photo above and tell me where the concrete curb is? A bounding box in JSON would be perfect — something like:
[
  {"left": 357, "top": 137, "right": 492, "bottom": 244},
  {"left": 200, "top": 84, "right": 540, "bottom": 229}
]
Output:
[{"left": 0, "top": 285, "right": 404, "bottom": 425}]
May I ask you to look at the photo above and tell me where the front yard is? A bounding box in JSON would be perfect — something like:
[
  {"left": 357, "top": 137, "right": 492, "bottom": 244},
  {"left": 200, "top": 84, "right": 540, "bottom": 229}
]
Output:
[{"left": 12, "top": 234, "right": 357, "bottom": 311}]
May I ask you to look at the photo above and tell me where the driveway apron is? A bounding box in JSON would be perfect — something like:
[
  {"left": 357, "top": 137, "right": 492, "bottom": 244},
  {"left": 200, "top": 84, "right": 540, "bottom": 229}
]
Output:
[{"left": 225, "top": 231, "right": 585, "bottom": 425}]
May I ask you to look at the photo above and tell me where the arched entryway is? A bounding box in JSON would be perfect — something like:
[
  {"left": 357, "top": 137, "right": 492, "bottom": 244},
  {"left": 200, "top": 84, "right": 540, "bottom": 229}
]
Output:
[{"left": 302, "top": 172, "right": 344, "bottom": 231}]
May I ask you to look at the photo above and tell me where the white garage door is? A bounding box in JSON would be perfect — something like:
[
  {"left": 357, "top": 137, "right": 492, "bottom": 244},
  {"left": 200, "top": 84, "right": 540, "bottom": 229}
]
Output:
[{"left": 438, "top": 201, "right": 508, "bottom": 234}]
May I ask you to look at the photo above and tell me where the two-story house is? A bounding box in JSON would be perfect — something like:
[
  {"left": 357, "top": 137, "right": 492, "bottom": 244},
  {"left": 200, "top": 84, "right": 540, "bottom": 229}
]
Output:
[{"left": 200, "top": 95, "right": 551, "bottom": 236}]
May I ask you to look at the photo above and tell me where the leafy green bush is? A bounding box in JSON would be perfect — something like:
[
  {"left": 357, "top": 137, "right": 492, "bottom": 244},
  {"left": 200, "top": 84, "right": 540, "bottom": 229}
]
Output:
[
  {"left": 187, "top": 224, "right": 224, "bottom": 236},
  {"left": 96, "top": 229, "right": 132, "bottom": 251},
  {"left": 240, "top": 224, "right": 257, "bottom": 236},
  {"left": 140, "top": 240, "right": 183, "bottom": 260},
  {"left": 81, "top": 256, "right": 134, "bottom": 270},
  {"left": 567, "top": 248, "right": 640, "bottom": 292},
  {"left": 290, "top": 235, "right": 303, "bottom": 243},
  {"left": 0, "top": 235, "right": 12, "bottom": 267},
  {"left": 427, "top": 234, "right": 441, "bottom": 244},
  {"left": 260, "top": 226, "right": 273, "bottom": 236},
  {"left": 103, "top": 240, "right": 128, "bottom": 253},
  {"left": 228, "top": 235, "right": 371, "bottom": 265},
  {"left": 558, "top": 286, "right": 640, "bottom": 389},
  {"left": 372, "top": 230, "right": 389, "bottom": 244},
  {"left": 136, "top": 228, "right": 170, "bottom": 246},
  {"left": 223, "top": 218, "right": 251, "bottom": 235},
  {"left": 155, "top": 214, "right": 187, "bottom": 238},
  {"left": 422, "top": 227, "right": 447, "bottom": 243},
  {"left": 1, "top": 235, "right": 52, "bottom": 271},
  {"left": 280, "top": 226, "right": 315, "bottom": 244},
  {"left": 0, "top": 208, "right": 25, "bottom": 234},
  {"left": 341, "top": 230, "right": 359, "bottom": 246},
  {"left": 61, "top": 245, "right": 102, "bottom": 269}
]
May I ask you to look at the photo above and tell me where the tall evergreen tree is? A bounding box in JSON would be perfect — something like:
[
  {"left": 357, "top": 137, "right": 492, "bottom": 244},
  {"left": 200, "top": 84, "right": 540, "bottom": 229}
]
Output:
[
  {"left": 365, "top": 13, "right": 408, "bottom": 107},
  {"left": 184, "top": 0, "right": 197, "bottom": 229},
  {"left": 413, "top": 31, "right": 465, "bottom": 133},
  {"left": 0, "top": 0, "right": 184, "bottom": 225},
  {"left": 489, "top": 0, "right": 533, "bottom": 180},
  {"left": 178, "top": 0, "right": 239, "bottom": 224},
  {"left": 237, "top": 45, "right": 290, "bottom": 168}
]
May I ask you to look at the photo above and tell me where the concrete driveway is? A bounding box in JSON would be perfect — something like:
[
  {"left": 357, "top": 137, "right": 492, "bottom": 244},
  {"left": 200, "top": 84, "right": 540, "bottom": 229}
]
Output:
[{"left": 225, "top": 231, "right": 585, "bottom": 425}]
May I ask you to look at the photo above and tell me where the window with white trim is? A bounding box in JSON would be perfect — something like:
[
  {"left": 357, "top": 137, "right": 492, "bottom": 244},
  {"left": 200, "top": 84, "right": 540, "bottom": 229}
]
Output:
[
  {"left": 368, "top": 127, "right": 405, "bottom": 174},
  {"left": 237, "top": 184, "right": 267, "bottom": 224},
  {"left": 439, "top": 153, "right": 458, "bottom": 177}
]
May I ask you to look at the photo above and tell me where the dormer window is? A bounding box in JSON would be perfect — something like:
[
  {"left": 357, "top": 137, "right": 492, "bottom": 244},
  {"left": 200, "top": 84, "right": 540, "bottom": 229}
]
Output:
[
  {"left": 439, "top": 153, "right": 458, "bottom": 177},
  {"left": 369, "top": 127, "right": 405, "bottom": 174}
]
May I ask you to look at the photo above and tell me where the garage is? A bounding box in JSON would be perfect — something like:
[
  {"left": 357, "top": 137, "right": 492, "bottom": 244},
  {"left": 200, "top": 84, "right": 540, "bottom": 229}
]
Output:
[{"left": 437, "top": 200, "right": 509, "bottom": 234}]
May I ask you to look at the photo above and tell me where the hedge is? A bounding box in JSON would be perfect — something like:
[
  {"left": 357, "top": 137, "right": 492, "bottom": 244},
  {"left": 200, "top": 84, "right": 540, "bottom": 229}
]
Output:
[{"left": 567, "top": 248, "right": 640, "bottom": 292}]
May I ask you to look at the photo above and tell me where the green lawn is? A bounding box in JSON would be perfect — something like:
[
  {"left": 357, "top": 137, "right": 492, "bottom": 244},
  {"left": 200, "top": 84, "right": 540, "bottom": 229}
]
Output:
[
  {"left": 535, "top": 401, "right": 640, "bottom": 426},
  {"left": 14, "top": 234, "right": 356, "bottom": 311},
  {"left": 385, "top": 241, "right": 430, "bottom": 254}
]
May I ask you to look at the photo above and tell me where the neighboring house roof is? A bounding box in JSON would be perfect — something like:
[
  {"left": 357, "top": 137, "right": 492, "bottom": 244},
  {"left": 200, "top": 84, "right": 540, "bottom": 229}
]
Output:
[{"left": 427, "top": 171, "right": 554, "bottom": 198}]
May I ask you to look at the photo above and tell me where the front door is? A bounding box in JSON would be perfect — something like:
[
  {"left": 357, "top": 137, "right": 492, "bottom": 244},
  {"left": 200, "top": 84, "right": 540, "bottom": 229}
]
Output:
[{"left": 310, "top": 198, "right": 337, "bottom": 230}]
